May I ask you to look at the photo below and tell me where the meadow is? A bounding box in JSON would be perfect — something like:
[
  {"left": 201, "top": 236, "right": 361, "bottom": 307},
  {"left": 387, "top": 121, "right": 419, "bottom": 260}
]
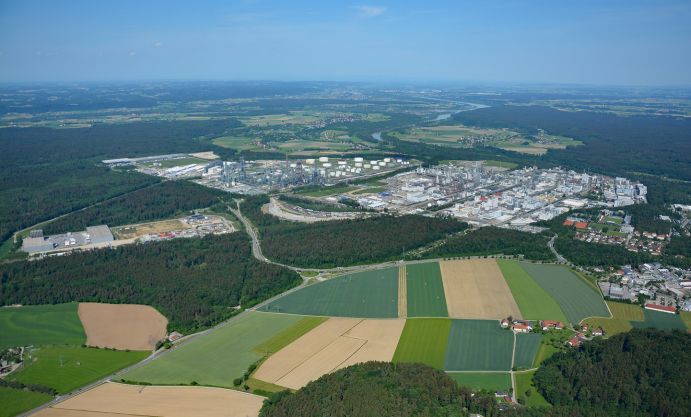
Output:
[
  {"left": 0, "top": 387, "right": 52, "bottom": 417},
  {"left": 584, "top": 301, "right": 643, "bottom": 335},
  {"left": 123, "top": 312, "right": 307, "bottom": 387},
  {"left": 518, "top": 262, "right": 609, "bottom": 324},
  {"left": 447, "top": 372, "right": 512, "bottom": 393},
  {"left": 515, "top": 370, "right": 550, "bottom": 407},
  {"left": 260, "top": 268, "right": 399, "bottom": 318},
  {"left": 513, "top": 333, "right": 542, "bottom": 370},
  {"left": 392, "top": 318, "right": 450, "bottom": 369},
  {"left": 405, "top": 262, "right": 448, "bottom": 317},
  {"left": 497, "top": 260, "right": 567, "bottom": 322},
  {"left": 444, "top": 320, "right": 514, "bottom": 371},
  {"left": 10, "top": 345, "right": 148, "bottom": 394},
  {"left": 631, "top": 309, "right": 687, "bottom": 331},
  {"left": 0, "top": 303, "right": 85, "bottom": 349}
]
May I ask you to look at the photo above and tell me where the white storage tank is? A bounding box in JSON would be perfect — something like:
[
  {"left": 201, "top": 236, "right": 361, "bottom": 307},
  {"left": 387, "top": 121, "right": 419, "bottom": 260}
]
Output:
[
  {"left": 355, "top": 162, "right": 362, "bottom": 167},
  {"left": 373, "top": 165, "right": 381, "bottom": 170},
  {"left": 378, "top": 161, "right": 386, "bottom": 166},
  {"left": 305, "top": 158, "right": 316, "bottom": 165},
  {"left": 370, "top": 160, "right": 378, "bottom": 165},
  {"left": 354, "top": 157, "right": 364, "bottom": 162},
  {"left": 319, "top": 156, "right": 329, "bottom": 163},
  {"left": 338, "top": 160, "right": 347, "bottom": 166},
  {"left": 364, "top": 164, "right": 371, "bottom": 168},
  {"left": 384, "top": 158, "right": 392, "bottom": 163},
  {"left": 289, "top": 163, "right": 297, "bottom": 168},
  {"left": 323, "top": 162, "right": 332, "bottom": 168}
]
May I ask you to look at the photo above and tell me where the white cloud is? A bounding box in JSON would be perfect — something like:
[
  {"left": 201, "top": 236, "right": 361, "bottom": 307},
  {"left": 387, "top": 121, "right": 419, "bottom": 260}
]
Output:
[
  {"left": 129, "top": 51, "right": 136, "bottom": 57},
  {"left": 354, "top": 5, "right": 386, "bottom": 18},
  {"left": 154, "top": 41, "right": 162, "bottom": 48}
]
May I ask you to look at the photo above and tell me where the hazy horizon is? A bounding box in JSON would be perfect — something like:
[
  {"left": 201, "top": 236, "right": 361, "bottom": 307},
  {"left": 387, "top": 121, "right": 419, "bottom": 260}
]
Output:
[{"left": 1, "top": 0, "right": 691, "bottom": 86}]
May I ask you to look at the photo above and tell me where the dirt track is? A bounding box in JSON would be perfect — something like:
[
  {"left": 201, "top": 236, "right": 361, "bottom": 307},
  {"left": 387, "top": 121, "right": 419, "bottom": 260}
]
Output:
[
  {"left": 78, "top": 303, "right": 168, "bottom": 351},
  {"left": 34, "top": 382, "right": 264, "bottom": 417},
  {"left": 440, "top": 259, "right": 522, "bottom": 319},
  {"left": 398, "top": 265, "right": 407, "bottom": 317}
]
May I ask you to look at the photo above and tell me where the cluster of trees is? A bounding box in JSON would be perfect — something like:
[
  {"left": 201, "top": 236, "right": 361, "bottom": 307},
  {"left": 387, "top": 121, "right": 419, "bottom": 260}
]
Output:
[
  {"left": 419, "top": 227, "right": 555, "bottom": 261},
  {"left": 242, "top": 196, "right": 467, "bottom": 268},
  {"left": 0, "top": 233, "right": 301, "bottom": 332},
  {"left": 0, "top": 119, "right": 242, "bottom": 242},
  {"left": 0, "top": 378, "right": 57, "bottom": 396},
  {"left": 534, "top": 329, "right": 690, "bottom": 417},
  {"left": 42, "top": 181, "right": 224, "bottom": 234}
]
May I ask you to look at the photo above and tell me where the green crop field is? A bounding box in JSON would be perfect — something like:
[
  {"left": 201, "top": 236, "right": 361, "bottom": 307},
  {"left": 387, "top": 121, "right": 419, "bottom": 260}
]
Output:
[
  {"left": 584, "top": 301, "right": 642, "bottom": 335},
  {"left": 0, "top": 303, "right": 86, "bottom": 349},
  {"left": 252, "top": 316, "right": 327, "bottom": 356},
  {"left": 406, "top": 262, "right": 448, "bottom": 317},
  {"left": 123, "top": 312, "right": 306, "bottom": 387},
  {"left": 631, "top": 309, "right": 687, "bottom": 331},
  {"left": 10, "top": 346, "right": 148, "bottom": 394},
  {"left": 515, "top": 370, "right": 550, "bottom": 407},
  {"left": 393, "top": 318, "right": 450, "bottom": 369},
  {"left": 681, "top": 311, "right": 691, "bottom": 330},
  {"left": 260, "top": 268, "right": 399, "bottom": 318},
  {"left": 518, "top": 263, "right": 609, "bottom": 324},
  {"left": 444, "top": 320, "right": 514, "bottom": 371},
  {"left": 447, "top": 372, "right": 512, "bottom": 393},
  {"left": 514, "top": 333, "right": 542, "bottom": 369},
  {"left": 497, "top": 260, "right": 567, "bottom": 322},
  {"left": 0, "top": 387, "right": 53, "bottom": 417}
]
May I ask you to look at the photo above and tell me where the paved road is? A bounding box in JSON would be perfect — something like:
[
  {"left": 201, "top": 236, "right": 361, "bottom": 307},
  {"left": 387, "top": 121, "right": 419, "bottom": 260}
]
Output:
[{"left": 548, "top": 234, "right": 568, "bottom": 264}]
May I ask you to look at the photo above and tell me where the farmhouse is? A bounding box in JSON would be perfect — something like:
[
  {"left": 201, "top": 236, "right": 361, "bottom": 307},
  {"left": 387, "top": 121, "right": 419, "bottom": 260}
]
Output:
[
  {"left": 540, "top": 320, "right": 564, "bottom": 331},
  {"left": 568, "top": 333, "right": 586, "bottom": 348},
  {"left": 592, "top": 327, "right": 604, "bottom": 337},
  {"left": 512, "top": 323, "right": 531, "bottom": 333},
  {"left": 500, "top": 318, "right": 510, "bottom": 328},
  {"left": 644, "top": 303, "right": 676, "bottom": 314}
]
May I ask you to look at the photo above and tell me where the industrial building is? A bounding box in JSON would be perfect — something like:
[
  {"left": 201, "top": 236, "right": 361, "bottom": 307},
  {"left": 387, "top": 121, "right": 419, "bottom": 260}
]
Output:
[{"left": 22, "top": 225, "right": 114, "bottom": 254}]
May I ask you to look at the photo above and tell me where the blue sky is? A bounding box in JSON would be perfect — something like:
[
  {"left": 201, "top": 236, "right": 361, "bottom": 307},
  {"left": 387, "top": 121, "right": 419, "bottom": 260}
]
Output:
[{"left": 1, "top": 0, "right": 690, "bottom": 85}]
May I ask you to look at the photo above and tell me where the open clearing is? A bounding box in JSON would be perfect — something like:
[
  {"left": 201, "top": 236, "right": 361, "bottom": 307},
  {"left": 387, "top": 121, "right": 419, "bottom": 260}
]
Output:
[
  {"left": 515, "top": 370, "right": 550, "bottom": 407},
  {"left": 631, "top": 309, "right": 687, "bottom": 331},
  {"left": 514, "top": 333, "right": 542, "bottom": 369},
  {"left": 111, "top": 218, "right": 191, "bottom": 240},
  {"left": 0, "top": 386, "right": 52, "bottom": 417},
  {"left": 0, "top": 303, "right": 85, "bottom": 350},
  {"left": 78, "top": 303, "right": 168, "bottom": 351},
  {"left": 10, "top": 345, "right": 148, "bottom": 394},
  {"left": 447, "top": 372, "right": 512, "bottom": 393},
  {"left": 518, "top": 262, "right": 609, "bottom": 324},
  {"left": 497, "top": 259, "right": 567, "bottom": 322},
  {"left": 255, "top": 318, "right": 405, "bottom": 390},
  {"left": 393, "top": 318, "right": 451, "bottom": 369},
  {"left": 444, "top": 320, "right": 514, "bottom": 371},
  {"left": 406, "top": 262, "right": 448, "bottom": 317},
  {"left": 123, "top": 312, "right": 306, "bottom": 387},
  {"left": 440, "top": 259, "right": 522, "bottom": 319},
  {"left": 260, "top": 268, "right": 398, "bottom": 318},
  {"left": 584, "top": 301, "right": 644, "bottom": 335},
  {"left": 34, "top": 382, "right": 264, "bottom": 417}
]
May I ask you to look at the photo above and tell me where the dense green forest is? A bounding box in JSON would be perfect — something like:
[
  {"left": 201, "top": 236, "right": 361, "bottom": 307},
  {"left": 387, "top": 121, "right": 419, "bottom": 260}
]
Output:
[
  {"left": 0, "top": 234, "right": 301, "bottom": 332},
  {"left": 452, "top": 105, "right": 691, "bottom": 183},
  {"left": 534, "top": 329, "right": 690, "bottom": 417},
  {"left": 417, "top": 227, "right": 555, "bottom": 261},
  {"left": 0, "top": 119, "right": 242, "bottom": 242},
  {"left": 242, "top": 196, "right": 467, "bottom": 268},
  {"left": 41, "top": 181, "right": 224, "bottom": 234}
]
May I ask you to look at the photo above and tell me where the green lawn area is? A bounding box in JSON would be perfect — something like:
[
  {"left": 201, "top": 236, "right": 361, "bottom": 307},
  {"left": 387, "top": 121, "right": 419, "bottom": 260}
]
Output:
[
  {"left": 514, "top": 333, "right": 542, "bottom": 370},
  {"left": 518, "top": 263, "right": 609, "bottom": 324},
  {"left": 296, "top": 184, "right": 357, "bottom": 197},
  {"left": 444, "top": 320, "right": 514, "bottom": 371},
  {"left": 584, "top": 301, "right": 642, "bottom": 335},
  {"left": 0, "top": 303, "right": 86, "bottom": 350},
  {"left": 393, "top": 318, "right": 451, "bottom": 369},
  {"left": 212, "top": 135, "right": 260, "bottom": 151},
  {"left": 483, "top": 160, "right": 518, "bottom": 170},
  {"left": 605, "top": 216, "right": 623, "bottom": 225},
  {"left": 260, "top": 268, "right": 399, "bottom": 318},
  {"left": 447, "top": 372, "right": 512, "bottom": 393},
  {"left": 352, "top": 186, "right": 387, "bottom": 195},
  {"left": 532, "top": 330, "right": 574, "bottom": 367},
  {"left": 681, "top": 311, "right": 691, "bottom": 330},
  {"left": 123, "top": 312, "right": 306, "bottom": 387},
  {"left": 497, "top": 260, "right": 567, "bottom": 322},
  {"left": 631, "top": 309, "right": 687, "bottom": 331},
  {"left": 515, "top": 370, "right": 550, "bottom": 407},
  {"left": 10, "top": 346, "right": 148, "bottom": 394},
  {"left": 0, "top": 387, "right": 53, "bottom": 417},
  {"left": 406, "top": 262, "right": 448, "bottom": 317},
  {"left": 252, "top": 316, "right": 327, "bottom": 356}
]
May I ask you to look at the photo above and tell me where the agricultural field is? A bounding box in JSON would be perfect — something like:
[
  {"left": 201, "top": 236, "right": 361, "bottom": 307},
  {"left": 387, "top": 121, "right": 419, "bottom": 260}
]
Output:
[
  {"left": 123, "top": 312, "right": 306, "bottom": 387},
  {"left": 584, "top": 301, "right": 643, "bottom": 335},
  {"left": 260, "top": 268, "right": 398, "bottom": 318},
  {"left": 513, "top": 333, "right": 542, "bottom": 370},
  {"left": 211, "top": 135, "right": 261, "bottom": 151},
  {"left": 239, "top": 112, "right": 325, "bottom": 126},
  {"left": 33, "top": 382, "right": 265, "bottom": 417},
  {"left": 78, "top": 303, "right": 168, "bottom": 351},
  {"left": 254, "top": 318, "right": 404, "bottom": 389},
  {"left": 392, "top": 318, "right": 451, "bottom": 369},
  {"left": 444, "top": 320, "right": 514, "bottom": 371},
  {"left": 497, "top": 260, "right": 567, "bottom": 322},
  {"left": 392, "top": 125, "right": 511, "bottom": 148},
  {"left": 0, "top": 387, "right": 53, "bottom": 417},
  {"left": 439, "top": 259, "right": 522, "bottom": 319},
  {"left": 515, "top": 370, "right": 550, "bottom": 407},
  {"left": 518, "top": 262, "right": 609, "bottom": 324},
  {"left": 111, "top": 218, "right": 191, "bottom": 240},
  {"left": 0, "top": 303, "right": 85, "bottom": 349},
  {"left": 405, "top": 262, "right": 448, "bottom": 317},
  {"left": 631, "top": 309, "right": 687, "bottom": 331},
  {"left": 10, "top": 345, "right": 148, "bottom": 394},
  {"left": 447, "top": 372, "right": 512, "bottom": 393},
  {"left": 252, "top": 316, "right": 327, "bottom": 356}
]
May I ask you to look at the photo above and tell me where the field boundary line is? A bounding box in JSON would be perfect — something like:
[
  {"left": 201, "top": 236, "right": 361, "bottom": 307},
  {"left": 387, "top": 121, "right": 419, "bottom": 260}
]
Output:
[{"left": 398, "top": 265, "right": 407, "bottom": 318}]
